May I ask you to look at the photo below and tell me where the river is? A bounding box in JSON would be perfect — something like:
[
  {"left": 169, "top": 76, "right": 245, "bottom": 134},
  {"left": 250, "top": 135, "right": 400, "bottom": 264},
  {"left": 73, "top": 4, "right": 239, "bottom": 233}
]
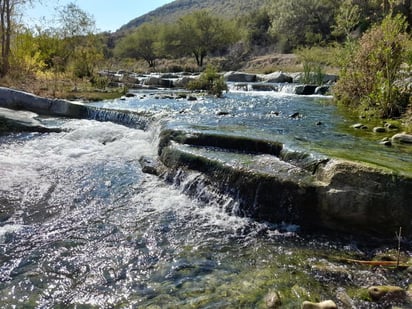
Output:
[{"left": 0, "top": 89, "right": 411, "bottom": 308}]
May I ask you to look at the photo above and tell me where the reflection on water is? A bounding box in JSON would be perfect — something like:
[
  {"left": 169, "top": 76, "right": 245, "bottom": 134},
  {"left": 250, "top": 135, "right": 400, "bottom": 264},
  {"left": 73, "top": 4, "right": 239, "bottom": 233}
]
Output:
[{"left": 0, "top": 92, "right": 411, "bottom": 308}]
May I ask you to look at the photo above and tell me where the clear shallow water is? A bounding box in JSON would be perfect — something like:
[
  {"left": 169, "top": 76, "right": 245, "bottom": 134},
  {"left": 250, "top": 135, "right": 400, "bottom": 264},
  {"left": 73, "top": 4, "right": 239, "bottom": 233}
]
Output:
[
  {"left": 0, "top": 92, "right": 411, "bottom": 308},
  {"left": 94, "top": 90, "right": 412, "bottom": 176}
]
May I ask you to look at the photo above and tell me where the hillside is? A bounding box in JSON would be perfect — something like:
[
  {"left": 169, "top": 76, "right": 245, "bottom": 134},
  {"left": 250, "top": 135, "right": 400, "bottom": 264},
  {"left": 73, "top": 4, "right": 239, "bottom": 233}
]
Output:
[{"left": 119, "top": 0, "right": 266, "bottom": 32}]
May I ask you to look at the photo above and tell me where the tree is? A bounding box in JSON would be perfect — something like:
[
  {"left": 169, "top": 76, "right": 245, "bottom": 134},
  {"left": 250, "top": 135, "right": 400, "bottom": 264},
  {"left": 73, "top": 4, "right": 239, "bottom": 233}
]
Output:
[
  {"left": 334, "top": 14, "right": 410, "bottom": 118},
  {"left": 0, "top": 0, "right": 32, "bottom": 76},
  {"left": 333, "top": 0, "right": 361, "bottom": 41},
  {"left": 9, "top": 28, "right": 47, "bottom": 75},
  {"left": 54, "top": 2, "right": 101, "bottom": 78},
  {"left": 187, "top": 65, "right": 227, "bottom": 97},
  {"left": 268, "top": 0, "right": 339, "bottom": 51},
  {"left": 174, "top": 10, "right": 239, "bottom": 67},
  {"left": 114, "top": 22, "right": 160, "bottom": 68},
  {"left": 239, "top": 9, "right": 273, "bottom": 53},
  {"left": 57, "top": 2, "right": 96, "bottom": 38}
]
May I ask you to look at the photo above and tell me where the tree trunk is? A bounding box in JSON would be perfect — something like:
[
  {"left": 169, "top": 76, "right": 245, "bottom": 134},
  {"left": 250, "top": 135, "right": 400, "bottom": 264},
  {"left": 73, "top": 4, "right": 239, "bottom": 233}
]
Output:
[
  {"left": 0, "top": 0, "right": 6, "bottom": 76},
  {"left": 0, "top": 0, "right": 10, "bottom": 77},
  {"left": 4, "top": 0, "right": 10, "bottom": 76},
  {"left": 193, "top": 50, "right": 201, "bottom": 67}
]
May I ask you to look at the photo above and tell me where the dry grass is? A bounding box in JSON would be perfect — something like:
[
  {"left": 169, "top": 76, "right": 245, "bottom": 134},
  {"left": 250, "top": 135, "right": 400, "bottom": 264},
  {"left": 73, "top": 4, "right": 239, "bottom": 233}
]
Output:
[{"left": 0, "top": 73, "right": 123, "bottom": 101}]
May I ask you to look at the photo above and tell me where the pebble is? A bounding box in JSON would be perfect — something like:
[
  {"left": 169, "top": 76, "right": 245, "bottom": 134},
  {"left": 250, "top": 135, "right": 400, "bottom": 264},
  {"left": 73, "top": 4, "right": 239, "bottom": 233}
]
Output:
[{"left": 302, "top": 300, "right": 337, "bottom": 309}]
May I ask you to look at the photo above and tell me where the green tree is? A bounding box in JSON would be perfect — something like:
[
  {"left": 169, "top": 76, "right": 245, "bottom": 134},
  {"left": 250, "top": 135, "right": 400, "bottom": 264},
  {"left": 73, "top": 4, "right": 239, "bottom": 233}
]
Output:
[
  {"left": 9, "top": 28, "right": 47, "bottom": 75},
  {"left": 268, "top": 0, "right": 339, "bottom": 51},
  {"left": 69, "top": 34, "right": 104, "bottom": 78},
  {"left": 240, "top": 9, "right": 273, "bottom": 50},
  {"left": 174, "top": 10, "right": 238, "bottom": 67},
  {"left": 187, "top": 65, "right": 227, "bottom": 97},
  {"left": 333, "top": 0, "right": 361, "bottom": 41},
  {"left": 114, "top": 22, "right": 160, "bottom": 68},
  {"left": 334, "top": 14, "right": 410, "bottom": 118}
]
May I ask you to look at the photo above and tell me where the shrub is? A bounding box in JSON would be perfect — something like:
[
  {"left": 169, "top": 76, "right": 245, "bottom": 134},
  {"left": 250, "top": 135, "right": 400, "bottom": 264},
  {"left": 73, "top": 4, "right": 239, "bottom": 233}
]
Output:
[
  {"left": 187, "top": 65, "right": 227, "bottom": 97},
  {"left": 333, "top": 14, "right": 410, "bottom": 118}
]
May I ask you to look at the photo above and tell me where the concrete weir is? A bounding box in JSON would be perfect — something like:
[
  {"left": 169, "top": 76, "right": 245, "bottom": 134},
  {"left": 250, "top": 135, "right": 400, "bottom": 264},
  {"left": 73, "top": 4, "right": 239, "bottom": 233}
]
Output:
[
  {"left": 159, "top": 128, "right": 412, "bottom": 238},
  {"left": 0, "top": 87, "right": 150, "bottom": 129},
  {"left": 0, "top": 87, "right": 90, "bottom": 118}
]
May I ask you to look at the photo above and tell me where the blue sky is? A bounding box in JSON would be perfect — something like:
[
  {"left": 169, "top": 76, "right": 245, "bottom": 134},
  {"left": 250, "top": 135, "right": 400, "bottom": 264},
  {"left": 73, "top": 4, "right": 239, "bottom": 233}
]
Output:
[{"left": 23, "top": 0, "right": 174, "bottom": 32}]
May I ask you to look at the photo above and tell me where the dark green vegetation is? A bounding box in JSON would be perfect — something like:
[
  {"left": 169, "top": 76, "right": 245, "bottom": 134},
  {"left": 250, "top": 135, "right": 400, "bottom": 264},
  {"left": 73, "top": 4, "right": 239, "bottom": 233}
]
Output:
[
  {"left": 1, "top": 0, "right": 412, "bottom": 125},
  {"left": 186, "top": 66, "right": 228, "bottom": 97}
]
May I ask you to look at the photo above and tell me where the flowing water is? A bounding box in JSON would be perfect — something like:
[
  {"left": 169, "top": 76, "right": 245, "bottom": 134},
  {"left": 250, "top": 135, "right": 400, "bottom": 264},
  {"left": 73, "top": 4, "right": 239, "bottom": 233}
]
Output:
[{"left": 0, "top": 89, "right": 411, "bottom": 308}]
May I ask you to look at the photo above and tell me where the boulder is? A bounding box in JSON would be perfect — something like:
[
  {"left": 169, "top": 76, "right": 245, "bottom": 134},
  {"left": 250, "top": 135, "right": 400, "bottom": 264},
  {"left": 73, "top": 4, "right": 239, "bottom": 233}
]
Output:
[
  {"left": 315, "top": 86, "right": 331, "bottom": 95},
  {"left": 322, "top": 74, "right": 339, "bottom": 84},
  {"left": 139, "top": 156, "right": 164, "bottom": 176},
  {"left": 224, "top": 71, "right": 257, "bottom": 83},
  {"left": 144, "top": 77, "right": 173, "bottom": 88},
  {"left": 294, "top": 85, "right": 317, "bottom": 95},
  {"left": 392, "top": 133, "right": 412, "bottom": 144},
  {"left": 315, "top": 159, "right": 412, "bottom": 236},
  {"left": 174, "top": 76, "right": 196, "bottom": 88},
  {"left": 260, "top": 71, "right": 293, "bottom": 83},
  {"left": 290, "top": 73, "right": 338, "bottom": 84},
  {"left": 251, "top": 83, "right": 278, "bottom": 91}
]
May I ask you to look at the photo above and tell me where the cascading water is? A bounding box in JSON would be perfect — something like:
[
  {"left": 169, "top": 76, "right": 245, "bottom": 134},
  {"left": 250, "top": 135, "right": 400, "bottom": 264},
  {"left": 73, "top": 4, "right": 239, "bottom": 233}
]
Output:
[{"left": 1, "top": 89, "right": 411, "bottom": 308}]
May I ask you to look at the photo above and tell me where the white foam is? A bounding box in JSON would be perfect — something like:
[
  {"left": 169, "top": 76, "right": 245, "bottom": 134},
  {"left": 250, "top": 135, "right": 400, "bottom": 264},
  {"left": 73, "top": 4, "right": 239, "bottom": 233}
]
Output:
[
  {"left": 0, "top": 119, "right": 156, "bottom": 204},
  {"left": 0, "top": 224, "right": 24, "bottom": 243}
]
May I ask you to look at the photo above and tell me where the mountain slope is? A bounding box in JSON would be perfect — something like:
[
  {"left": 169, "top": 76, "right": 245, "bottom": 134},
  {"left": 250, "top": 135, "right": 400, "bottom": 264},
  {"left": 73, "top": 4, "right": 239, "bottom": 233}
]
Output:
[{"left": 119, "top": 0, "right": 266, "bottom": 32}]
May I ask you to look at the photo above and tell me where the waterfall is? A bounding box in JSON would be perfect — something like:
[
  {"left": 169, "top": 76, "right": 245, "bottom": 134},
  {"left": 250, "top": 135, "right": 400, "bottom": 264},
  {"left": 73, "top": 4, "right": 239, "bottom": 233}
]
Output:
[{"left": 86, "top": 107, "right": 151, "bottom": 130}]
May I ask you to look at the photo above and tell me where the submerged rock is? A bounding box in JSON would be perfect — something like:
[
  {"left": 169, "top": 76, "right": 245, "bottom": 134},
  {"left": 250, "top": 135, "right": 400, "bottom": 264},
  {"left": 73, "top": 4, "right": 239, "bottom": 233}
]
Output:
[
  {"left": 265, "top": 290, "right": 282, "bottom": 308},
  {"left": 373, "top": 127, "right": 386, "bottom": 133},
  {"left": 301, "top": 300, "right": 337, "bottom": 309},
  {"left": 351, "top": 123, "right": 368, "bottom": 130},
  {"left": 368, "top": 286, "right": 407, "bottom": 302},
  {"left": 290, "top": 112, "right": 302, "bottom": 119},
  {"left": 385, "top": 122, "right": 398, "bottom": 130},
  {"left": 139, "top": 156, "right": 164, "bottom": 176}
]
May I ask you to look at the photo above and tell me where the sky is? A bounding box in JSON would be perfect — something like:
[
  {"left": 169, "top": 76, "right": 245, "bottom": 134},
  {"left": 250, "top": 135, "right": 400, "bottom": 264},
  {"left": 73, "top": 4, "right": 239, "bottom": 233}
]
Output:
[{"left": 23, "top": 0, "right": 174, "bottom": 32}]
